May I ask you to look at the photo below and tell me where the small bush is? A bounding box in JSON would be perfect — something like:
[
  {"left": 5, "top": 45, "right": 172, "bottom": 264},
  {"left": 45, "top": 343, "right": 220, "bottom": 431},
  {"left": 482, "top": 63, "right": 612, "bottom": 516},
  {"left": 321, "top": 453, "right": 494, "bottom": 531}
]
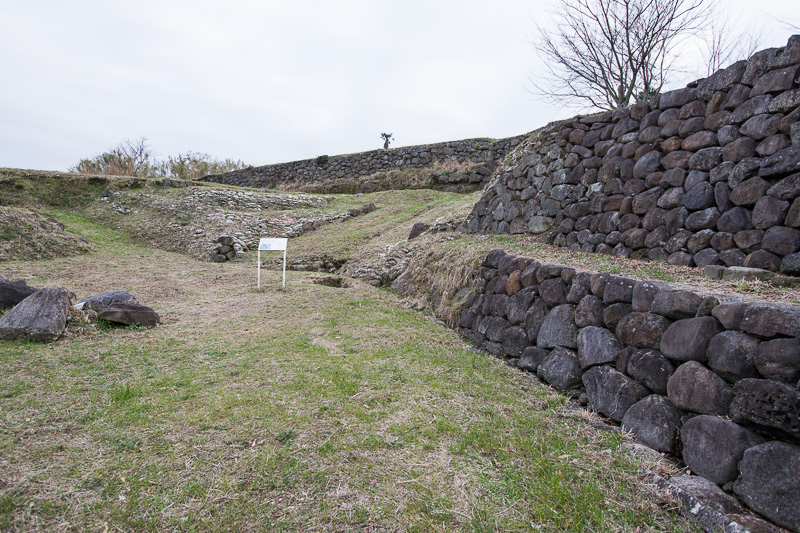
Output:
[{"left": 315, "top": 155, "right": 329, "bottom": 165}]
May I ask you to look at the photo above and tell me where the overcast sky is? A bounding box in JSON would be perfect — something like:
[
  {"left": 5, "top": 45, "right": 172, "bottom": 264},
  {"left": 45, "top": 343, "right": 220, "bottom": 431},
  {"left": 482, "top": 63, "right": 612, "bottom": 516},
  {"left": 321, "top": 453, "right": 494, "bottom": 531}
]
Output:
[{"left": 1, "top": 1, "right": 798, "bottom": 172}]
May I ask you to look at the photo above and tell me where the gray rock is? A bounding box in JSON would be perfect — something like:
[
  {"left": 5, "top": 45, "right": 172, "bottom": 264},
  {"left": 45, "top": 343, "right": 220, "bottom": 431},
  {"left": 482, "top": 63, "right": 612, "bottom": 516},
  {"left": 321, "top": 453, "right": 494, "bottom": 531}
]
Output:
[
  {"left": 524, "top": 300, "right": 549, "bottom": 342},
  {"left": 734, "top": 441, "right": 800, "bottom": 532},
  {"left": 667, "top": 361, "right": 734, "bottom": 415},
  {"left": 506, "top": 287, "right": 537, "bottom": 325},
  {"left": 574, "top": 295, "right": 604, "bottom": 328},
  {"left": 730, "top": 378, "right": 800, "bottom": 443},
  {"left": 688, "top": 147, "right": 723, "bottom": 172},
  {"left": 502, "top": 326, "right": 529, "bottom": 358},
  {"left": 743, "top": 250, "right": 782, "bottom": 271},
  {"left": 518, "top": 346, "right": 549, "bottom": 373},
  {"left": 741, "top": 303, "right": 800, "bottom": 338},
  {"left": 616, "top": 312, "right": 671, "bottom": 349},
  {"left": 539, "top": 278, "right": 567, "bottom": 307},
  {"left": 669, "top": 474, "right": 743, "bottom": 515},
  {"left": 577, "top": 326, "right": 623, "bottom": 370},
  {"left": 632, "top": 280, "right": 664, "bottom": 312},
  {"left": 536, "top": 304, "right": 578, "bottom": 349},
  {"left": 0, "top": 279, "right": 37, "bottom": 310},
  {"left": 622, "top": 395, "right": 681, "bottom": 453},
  {"left": 537, "top": 347, "right": 583, "bottom": 391},
  {"left": 730, "top": 177, "right": 771, "bottom": 207},
  {"left": 76, "top": 290, "right": 140, "bottom": 311},
  {"left": 681, "top": 415, "right": 764, "bottom": 485},
  {"left": 98, "top": 303, "right": 160, "bottom": 327},
  {"left": 583, "top": 365, "right": 649, "bottom": 422},
  {"left": 660, "top": 317, "right": 722, "bottom": 362},
  {"left": 767, "top": 172, "right": 800, "bottom": 201},
  {"left": 762, "top": 226, "right": 800, "bottom": 257},
  {"left": 602, "top": 276, "right": 636, "bottom": 304},
  {"left": 603, "top": 303, "right": 632, "bottom": 331},
  {"left": 706, "top": 331, "right": 760, "bottom": 382},
  {"left": 682, "top": 182, "right": 715, "bottom": 211},
  {"left": 685, "top": 207, "right": 720, "bottom": 231},
  {"left": 477, "top": 315, "right": 510, "bottom": 342},
  {"left": 752, "top": 196, "right": 790, "bottom": 229},
  {"left": 781, "top": 253, "right": 800, "bottom": 276},
  {"left": 755, "top": 338, "right": 800, "bottom": 384},
  {"left": 716, "top": 206, "right": 753, "bottom": 233},
  {"left": 650, "top": 290, "right": 706, "bottom": 320},
  {"left": 627, "top": 349, "right": 675, "bottom": 395},
  {"left": 633, "top": 150, "right": 663, "bottom": 180},
  {"left": 0, "top": 287, "right": 70, "bottom": 342},
  {"left": 760, "top": 146, "right": 800, "bottom": 178}
]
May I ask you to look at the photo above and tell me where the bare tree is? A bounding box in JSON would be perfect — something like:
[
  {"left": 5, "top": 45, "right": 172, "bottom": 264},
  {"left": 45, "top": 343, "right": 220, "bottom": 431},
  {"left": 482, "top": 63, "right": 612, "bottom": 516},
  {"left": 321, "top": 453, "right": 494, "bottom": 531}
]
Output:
[
  {"left": 380, "top": 133, "right": 394, "bottom": 149},
  {"left": 70, "top": 137, "right": 156, "bottom": 177},
  {"left": 531, "top": 0, "right": 710, "bottom": 110},
  {"left": 698, "top": 3, "right": 762, "bottom": 76}
]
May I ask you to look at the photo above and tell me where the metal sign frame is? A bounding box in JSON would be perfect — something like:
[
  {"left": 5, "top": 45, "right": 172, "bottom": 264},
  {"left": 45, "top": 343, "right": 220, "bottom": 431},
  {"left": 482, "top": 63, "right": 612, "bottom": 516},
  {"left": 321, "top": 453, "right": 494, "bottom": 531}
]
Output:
[{"left": 257, "top": 238, "right": 288, "bottom": 290}]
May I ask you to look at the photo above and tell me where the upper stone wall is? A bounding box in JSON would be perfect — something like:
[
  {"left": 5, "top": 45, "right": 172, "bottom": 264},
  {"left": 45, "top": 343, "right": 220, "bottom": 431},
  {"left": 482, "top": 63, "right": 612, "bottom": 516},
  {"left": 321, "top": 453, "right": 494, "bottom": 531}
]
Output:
[
  {"left": 199, "top": 135, "right": 526, "bottom": 191},
  {"left": 464, "top": 36, "right": 800, "bottom": 275}
]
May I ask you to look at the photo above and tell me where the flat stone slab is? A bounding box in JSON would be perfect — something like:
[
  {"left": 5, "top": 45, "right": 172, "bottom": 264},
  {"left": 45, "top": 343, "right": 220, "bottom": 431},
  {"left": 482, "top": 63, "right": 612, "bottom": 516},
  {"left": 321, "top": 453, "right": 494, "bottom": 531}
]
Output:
[
  {"left": 0, "top": 287, "right": 70, "bottom": 342},
  {"left": 98, "top": 303, "right": 160, "bottom": 327}
]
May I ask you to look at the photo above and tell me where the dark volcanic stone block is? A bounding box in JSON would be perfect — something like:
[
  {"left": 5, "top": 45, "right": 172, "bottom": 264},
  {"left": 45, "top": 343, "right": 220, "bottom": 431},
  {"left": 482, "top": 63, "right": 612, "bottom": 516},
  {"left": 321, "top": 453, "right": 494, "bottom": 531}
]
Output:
[
  {"left": 622, "top": 395, "right": 681, "bottom": 453},
  {"left": 539, "top": 278, "right": 567, "bottom": 307},
  {"left": 616, "top": 312, "right": 672, "bottom": 349},
  {"left": 741, "top": 303, "right": 800, "bottom": 338},
  {"left": 577, "top": 326, "right": 623, "bottom": 370},
  {"left": 632, "top": 281, "right": 664, "bottom": 312},
  {"left": 536, "top": 305, "right": 578, "bottom": 349},
  {"left": 524, "top": 300, "right": 549, "bottom": 342},
  {"left": 603, "top": 303, "right": 632, "bottom": 331},
  {"left": 574, "top": 295, "right": 604, "bottom": 328},
  {"left": 627, "top": 349, "right": 675, "bottom": 395},
  {"left": 752, "top": 195, "right": 789, "bottom": 229},
  {"left": 518, "top": 346, "right": 549, "bottom": 372},
  {"left": 603, "top": 276, "right": 635, "bottom": 304},
  {"left": 667, "top": 361, "right": 734, "bottom": 415},
  {"left": 650, "top": 290, "right": 706, "bottom": 320},
  {"left": 502, "top": 326, "right": 529, "bottom": 358},
  {"left": 730, "top": 378, "right": 800, "bottom": 443},
  {"left": 730, "top": 177, "right": 771, "bottom": 207},
  {"left": 660, "top": 317, "right": 722, "bottom": 362},
  {"left": 706, "top": 331, "right": 760, "bottom": 382},
  {"left": 760, "top": 146, "right": 800, "bottom": 178},
  {"left": 761, "top": 226, "right": 800, "bottom": 257},
  {"left": 583, "top": 365, "right": 649, "bottom": 422},
  {"left": 734, "top": 441, "right": 800, "bottom": 531},
  {"left": 681, "top": 415, "right": 764, "bottom": 485},
  {"left": 743, "top": 250, "right": 782, "bottom": 271},
  {"left": 506, "top": 287, "right": 537, "bottom": 325},
  {"left": 755, "top": 338, "right": 800, "bottom": 384},
  {"left": 537, "top": 347, "right": 583, "bottom": 391}
]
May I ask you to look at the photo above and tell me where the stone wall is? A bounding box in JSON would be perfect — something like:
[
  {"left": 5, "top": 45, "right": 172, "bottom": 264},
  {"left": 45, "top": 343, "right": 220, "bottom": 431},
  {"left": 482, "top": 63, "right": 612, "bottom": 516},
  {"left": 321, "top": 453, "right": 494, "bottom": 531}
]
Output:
[
  {"left": 200, "top": 135, "right": 526, "bottom": 192},
  {"left": 464, "top": 36, "right": 800, "bottom": 275},
  {"left": 458, "top": 249, "right": 800, "bottom": 531}
]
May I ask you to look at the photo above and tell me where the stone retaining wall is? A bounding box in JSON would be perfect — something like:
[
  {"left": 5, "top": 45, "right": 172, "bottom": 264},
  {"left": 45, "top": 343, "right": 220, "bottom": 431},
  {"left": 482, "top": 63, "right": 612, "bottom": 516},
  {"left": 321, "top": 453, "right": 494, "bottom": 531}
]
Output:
[
  {"left": 464, "top": 36, "right": 800, "bottom": 275},
  {"left": 458, "top": 249, "right": 800, "bottom": 531},
  {"left": 199, "top": 136, "right": 526, "bottom": 191}
]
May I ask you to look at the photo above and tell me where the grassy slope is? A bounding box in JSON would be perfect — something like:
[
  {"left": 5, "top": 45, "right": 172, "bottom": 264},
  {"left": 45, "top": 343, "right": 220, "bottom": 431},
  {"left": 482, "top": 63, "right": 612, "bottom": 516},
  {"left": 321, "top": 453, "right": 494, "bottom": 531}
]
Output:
[{"left": 0, "top": 193, "right": 694, "bottom": 531}]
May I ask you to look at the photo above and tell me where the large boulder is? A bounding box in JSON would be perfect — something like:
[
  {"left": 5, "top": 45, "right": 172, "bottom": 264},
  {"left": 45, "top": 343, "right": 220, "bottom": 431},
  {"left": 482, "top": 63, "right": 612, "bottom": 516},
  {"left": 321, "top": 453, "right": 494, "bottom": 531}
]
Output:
[
  {"left": 0, "top": 278, "right": 38, "bottom": 310},
  {"left": 0, "top": 287, "right": 70, "bottom": 342},
  {"left": 576, "top": 326, "right": 622, "bottom": 370},
  {"left": 680, "top": 415, "right": 764, "bottom": 486},
  {"left": 583, "top": 365, "right": 649, "bottom": 422},
  {"left": 75, "top": 290, "right": 140, "bottom": 311},
  {"left": 621, "top": 395, "right": 681, "bottom": 453},
  {"left": 729, "top": 378, "right": 800, "bottom": 444},
  {"left": 667, "top": 361, "right": 733, "bottom": 415},
  {"left": 660, "top": 317, "right": 721, "bottom": 362},
  {"left": 98, "top": 303, "right": 160, "bottom": 327},
  {"left": 616, "top": 312, "right": 672, "bottom": 348},
  {"left": 734, "top": 441, "right": 800, "bottom": 532},
  {"left": 706, "top": 331, "right": 760, "bottom": 382},
  {"left": 537, "top": 347, "right": 583, "bottom": 391},
  {"left": 626, "top": 349, "right": 674, "bottom": 395},
  {"left": 536, "top": 305, "right": 578, "bottom": 349}
]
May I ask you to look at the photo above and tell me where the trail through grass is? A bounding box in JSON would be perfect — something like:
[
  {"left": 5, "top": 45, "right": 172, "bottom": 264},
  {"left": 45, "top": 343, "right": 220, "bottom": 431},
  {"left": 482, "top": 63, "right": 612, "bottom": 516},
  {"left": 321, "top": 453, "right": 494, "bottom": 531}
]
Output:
[{"left": 0, "top": 208, "right": 693, "bottom": 532}]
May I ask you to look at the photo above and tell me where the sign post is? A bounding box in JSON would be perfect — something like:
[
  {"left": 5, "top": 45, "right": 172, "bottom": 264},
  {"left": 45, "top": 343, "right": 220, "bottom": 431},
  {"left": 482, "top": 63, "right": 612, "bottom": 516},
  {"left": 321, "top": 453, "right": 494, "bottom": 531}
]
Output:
[{"left": 257, "top": 238, "right": 288, "bottom": 290}]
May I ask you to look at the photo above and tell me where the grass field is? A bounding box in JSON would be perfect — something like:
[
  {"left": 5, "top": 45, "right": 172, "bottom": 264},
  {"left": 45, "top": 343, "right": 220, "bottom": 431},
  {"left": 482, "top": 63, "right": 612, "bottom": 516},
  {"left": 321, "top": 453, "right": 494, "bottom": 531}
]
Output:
[{"left": 0, "top": 185, "right": 696, "bottom": 531}]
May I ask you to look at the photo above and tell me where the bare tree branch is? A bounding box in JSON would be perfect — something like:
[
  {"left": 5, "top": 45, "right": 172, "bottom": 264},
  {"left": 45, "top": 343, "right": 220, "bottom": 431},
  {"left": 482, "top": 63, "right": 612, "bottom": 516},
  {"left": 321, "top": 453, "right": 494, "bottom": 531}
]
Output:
[{"left": 530, "top": 0, "right": 709, "bottom": 111}]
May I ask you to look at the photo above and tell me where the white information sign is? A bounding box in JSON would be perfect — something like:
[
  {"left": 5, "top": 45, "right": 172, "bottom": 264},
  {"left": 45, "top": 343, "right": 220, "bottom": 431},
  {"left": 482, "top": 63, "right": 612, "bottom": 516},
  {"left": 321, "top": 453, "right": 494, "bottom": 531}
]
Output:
[{"left": 257, "top": 238, "right": 288, "bottom": 290}]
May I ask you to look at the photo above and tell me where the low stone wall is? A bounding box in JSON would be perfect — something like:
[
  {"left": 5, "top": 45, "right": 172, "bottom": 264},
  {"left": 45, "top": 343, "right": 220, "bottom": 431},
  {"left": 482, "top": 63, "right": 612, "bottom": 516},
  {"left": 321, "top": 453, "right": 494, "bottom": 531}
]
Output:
[
  {"left": 199, "top": 136, "right": 526, "bottom": 191},
  {"left": 465, "top": 35, "right": 800, "bottom": 275},
  {"left": 458, "top": 249, "right": 800, "bottom": 531}
]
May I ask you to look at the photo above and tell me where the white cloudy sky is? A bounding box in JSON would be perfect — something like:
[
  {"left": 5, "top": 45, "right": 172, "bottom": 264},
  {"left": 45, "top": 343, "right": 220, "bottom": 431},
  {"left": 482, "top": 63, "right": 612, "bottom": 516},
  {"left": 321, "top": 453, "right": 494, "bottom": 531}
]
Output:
[{"left": 1, "top": 0, "right": 798, "bottom": 172}]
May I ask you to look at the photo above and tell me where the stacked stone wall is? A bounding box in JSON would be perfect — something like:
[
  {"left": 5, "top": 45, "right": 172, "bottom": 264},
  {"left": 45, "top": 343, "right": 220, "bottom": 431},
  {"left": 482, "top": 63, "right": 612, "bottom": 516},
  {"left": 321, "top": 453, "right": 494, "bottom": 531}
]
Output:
[
  {"left": 465, "top": 36, "right": 800, "bottom": 275},
  {"left": 200, "top": 135, "right": 526, "bottom": 191},
  {"left": 459, "top": 249, "right": 800, "bottom": 531}
]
